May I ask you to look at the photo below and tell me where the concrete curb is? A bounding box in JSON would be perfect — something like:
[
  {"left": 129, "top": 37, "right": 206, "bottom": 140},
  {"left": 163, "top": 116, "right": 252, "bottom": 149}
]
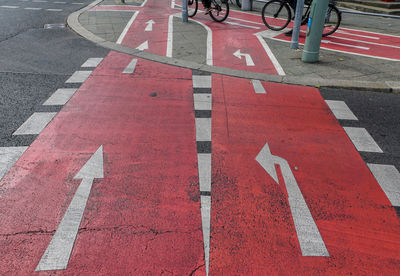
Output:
[{"left": 67, "top": 0, "right": 400, "bottom": 93}]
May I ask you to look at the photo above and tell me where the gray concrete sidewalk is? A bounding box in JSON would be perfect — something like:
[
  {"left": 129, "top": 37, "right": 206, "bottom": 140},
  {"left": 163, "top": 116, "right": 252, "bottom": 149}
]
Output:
[{"left": 67, "top": 0, "right": 400, "bottom": 93}]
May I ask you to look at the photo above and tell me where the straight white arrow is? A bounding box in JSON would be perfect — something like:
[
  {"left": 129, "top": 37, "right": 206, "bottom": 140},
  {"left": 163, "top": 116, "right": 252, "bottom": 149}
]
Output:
[
  {"left": 233, "top": 49, "right": 255, "bottom": 66},
  {"left": 136, "top": 40, "right": 149, "bottom": 51},
  {"left": 145, "top": 19, "right": 155, "bottom": 31},
  {"left": 36, "top": 146, "right": 104, "bottom": 271}
]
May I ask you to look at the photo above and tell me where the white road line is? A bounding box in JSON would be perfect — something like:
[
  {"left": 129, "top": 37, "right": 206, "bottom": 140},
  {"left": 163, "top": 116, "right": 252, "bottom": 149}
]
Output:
[
  {"left": 252, "top": 80, "right": 267, "bottom": 94},
  {"left": 256, "top": 31, "right": 286, "bottom": 76},
  {"left": 33, "top": 0, "right": 47, "bottom": 2},
  {"left": 0, "top": 147, "right": 28, "bottom": 179},
  {"left": 225, "top": 21, "right": 260, "bottom": 29},
  {"left": 194, "top": 94, "right": 212, "bottom": 110},
  {"left": 1, "top": 6, "right": 19, "bottom": 8},
  {"left": 72, "top": 2, "right": 84, "bottom": 4},
  {"left": 336, "top": 30, "right": 379, "bottom": 40},
  {"left": 339, "top": 27, "right": 400, "bottom": 39},
  {"left": 24, "top": 7, "right": 42, "bottom": 10},
  {"left": 189, "top": 17, "right": 213, "bottom": 66},
  {"left": 13, "top": 112, "right": 57, "bottom": 135},
  {"left": 43, "top": 88, "right": 77, "bottom": 106},
  {"left": 46, "top": 9, "right": 62, "bottom": 11},
  {"left": 140, "top": 0, "right": 148, "bottom": 7},
  {"left": 171, "top": 0, "right": 175, "bottom": 9},
  {"left": 116, "top": 11, "right": 139, "bottom": 44},
  {"left": 195, "top": 118, "right": 211, "bottom": 141},
  {"left": 329, "top": 35, "right": 400, "bottom": 49},
  {"left": 325, "top": 100, "right": 358, "bottom": 120},
  {"left": 368, "top": 164, "right": 400, "bottom": 207},
  {"left": 66, "top": 71, "right": 92, "bottom": 83},
  {"left": 36, "top": 146, "right": 104, "bottom": 271},
  {"left": 193, "top": 75, "right": 212, "bottom": 88},
  {"left": 198, "top": 154, "right": 211, "bottom": 192},
  {"left": 81, "top": 57, "right": 103, "bottom": 67},
  {"left": 229, "top": 16, "right": 265, "bottom": 26},
  {"left": 54, "top": 1, "right": 66, "bottom": 3},
  {"left": 166, "top": 15, "right": 173, "bottom": 57},
  {"left": 321, "top": 40, "right": 370, "bottom": 50},
  {"left": 343, "top": 127, "right": 383, "bottom": 153},
  {"left": 136, "top": 40, "right": 148, "bottom": 50},
  {"left": 123, "top": 58, "right": 138, "bottom": 74},
  {"left": 201, "top": 195, "right": 211, "bottom": 276}
]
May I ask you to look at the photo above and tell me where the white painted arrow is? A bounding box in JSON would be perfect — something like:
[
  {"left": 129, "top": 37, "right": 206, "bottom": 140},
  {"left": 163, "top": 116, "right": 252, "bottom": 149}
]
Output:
[
  {"left": 233, "top": 49, "right": 255, "bottom": 66},
  {"left": 36, "top": 146, "right": 104, "bottom": 271},
  {"left": 145, "top": 19, "right": 155, "bottom": 31},
  {"left": 256, "top": 142, "right": 329, "bottom": 257},
  {"left": 136, "top": 41, "right": 149, "bottom": 51}
]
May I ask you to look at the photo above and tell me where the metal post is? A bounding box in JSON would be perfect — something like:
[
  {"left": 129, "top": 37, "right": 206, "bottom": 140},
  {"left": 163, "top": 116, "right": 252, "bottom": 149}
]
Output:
[
  {"left": 182, "top": 0, "right": 188, "bottom": 22},
  {"left": 242, "top": 0, "right": 252, "bottom": 11},
  {"left": 302, "top": 0, "right": 330, "bottom": 62},
  {"left": 290, "top": 0, "right": 305, "bottom": 49}
]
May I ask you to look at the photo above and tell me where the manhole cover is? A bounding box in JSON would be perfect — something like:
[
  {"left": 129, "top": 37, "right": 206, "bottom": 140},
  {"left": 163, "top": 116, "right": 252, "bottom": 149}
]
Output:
[{"left": 44, "top": 23, "right": 66, "bottom": 29}]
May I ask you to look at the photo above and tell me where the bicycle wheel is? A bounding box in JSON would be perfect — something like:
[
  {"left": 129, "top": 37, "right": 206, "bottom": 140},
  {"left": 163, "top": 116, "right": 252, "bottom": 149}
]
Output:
[
  {"left": 188, "top": 0, "right": 198, "bottom": 17},
  {"left": 322, "top": 4, "right": 341, "bottom": 37},
  {"left": 209, "top": 0, "right": 229, "bottom": 22},
  {"left": 262, "top": 0, "right": 291, "bottom": 31},
  {"left": 236, "top": 0, "right": 241, "bottom": 8}
]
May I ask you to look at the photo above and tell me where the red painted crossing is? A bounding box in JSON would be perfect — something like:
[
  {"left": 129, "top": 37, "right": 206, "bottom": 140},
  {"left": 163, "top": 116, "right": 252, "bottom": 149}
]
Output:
[{"left": 210, "top": 75, "right": 400, "bottom": 274}]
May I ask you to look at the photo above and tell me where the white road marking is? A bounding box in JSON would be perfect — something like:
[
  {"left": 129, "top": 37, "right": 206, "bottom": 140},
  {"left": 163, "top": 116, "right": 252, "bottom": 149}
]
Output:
[
  {"left": 81, "top": 57, "right": 103, "bottom": 67},
  {"left": 123, "top": 58, "right": 138, "bottom": 74},
  {"left": 325, "top": 100, "right": 358, "bottom": 120},
  {"left": 321, "top": 40, "right": 370, "bottom": 50},
  {"left": 140, "top": 0, "right": 148, "bottom": 7},
  {"left": 193, "top": 75, "right": 212, "bottom": 88},
  {"left": 233, "top": 49, "right": 255, "bottom": 66},
  {"left": 1, "top": 5, "right": 19, "bottom": 8},
  {"left": 252, "top": 80, "right": 266, "bottom": 94},
  {"left": 336, "top": 30, "right": 379, "bottom": 40},
  {"left": 329, "top": 35, "right": 400, "bottom": 49},
  {"left": 344, "top": 127, "right": 383, "bottom": 153},
  {"left": 225, "top": 21, "right": 260, "bottom": 29},
  {"left": 198, "top": 153, "right": 211, "bottom": 192},
  {"left": 54, "top": 1, "right": 66, "bottom": 3},
  {"left": 256, "top": 142, "right": 329, "bottom": 256},
  {"left": 0, "top": 147, "right": 28, "bottom": 179},
  {"left": 201, "top": 195, "right": 211, "bottom": 276},
  {"left": 36, "top": 146, "right": 104, "bottom": 271},
  {"left": 136, "top": 40, "right": 148, "bottom": 51},
  {"left": 256, "top": 31, "right": 286, "bottom": 76},
  {"left": 171, "top": 0, "right": 175, "bottom": 8},
  {"left": 33, "top": 0, "right": 47, "bottom": 2},
  {"left": 166, "top": 15, "right": 173, "bottom": 57},
  {"left": 195, "top": 118, "right": 211, "bottom": 141},
  {"left": 66, "top": 71, "right": 92, "bottom": 83},
  {"left": 116, "top": 11, "right": 139, "bottom": 44},
  {"left": 145, "top": 19, "right": 155, "bottom": 31},
  {"left": 13, "top": 112, "right": 57, "bottom": 135},
  {"left": 43, "top": 88, "right": 78, "bottom": 106},
  {"left": 194, "top": 94, "right": 212, "bottom": 110},
  {"left": 72, "top": 2, "right": 84, "bottom": 4},
  {"left": 229, "top": 16, "right": 265, "bottom": 26},
  {"left": 24, "top": 7, "right": 42, "bottom": 10},
  {"left": 189, "top": 17, "right": 213, "bottom": 66},
  {"left": 368, "top": 164, "right": 400, "bottom": 207},
  {"left": 46, "top": 9, "right": 63, "bottom": 11}
]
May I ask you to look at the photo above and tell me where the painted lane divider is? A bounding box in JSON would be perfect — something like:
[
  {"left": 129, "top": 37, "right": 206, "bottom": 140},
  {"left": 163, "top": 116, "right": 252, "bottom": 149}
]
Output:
[
  {"left": 343, "top": 127, "right": 383, "bottom": 153},
  {"left": 123, "top": 58, "right": 138, "bottom": 74},
  {"left": 13, "top": 112, "right": 57, "bottom": 135},
  {"left": 43, "top": 88, "right": 78, "bottom": 106},
  {"left": 233, "top": 49, "right": 255, "bottom": 66},
  {"left": 116, "top": 11, "right": 139, "bottom": 45},
  {"left": 325, "top": 100, "right": 358, "bottom": 120},
  {"left": 136, "top": 41, "right": 149, "bottom": 51},
  {"left": 81, "top": 57, "right": 103, "bottom": 68},
  {"left": 145, "top": 19, "right": 155, "bottom": 31},
  {"left": 192, "top": 72, "right": 212, "bottom": 276},
  {"left": 0, "top": 147, "right": 28, "bottom": 179},
  {"left": 252, "top": 80, "right": 266, "bottom": 94},
  {"left": 256, "top": 142, "right": 329, "bottom": 256},
  {"left": 66, "top": 71, "right": 92, "bottom": 83},
  {"left": 36, "top": 146, "right": 104, "bottom": 271}
]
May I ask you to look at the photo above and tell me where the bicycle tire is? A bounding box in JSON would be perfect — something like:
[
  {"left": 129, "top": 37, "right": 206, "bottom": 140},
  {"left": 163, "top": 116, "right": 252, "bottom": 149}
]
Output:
[
  {"left": 209, "top": 0, "right": 229, "bottom": 22},
  {"left": 236, "top": 0, "right": 241, "bottom": 8},
  {"left": 188, "top": 0, "right": 198, "bottom": 17},
  {"left": 262, "top": 0, "right": 291, "bottom": 31},
  {"left": 322, "top": 4, "right": 341, "bottom": 37}
]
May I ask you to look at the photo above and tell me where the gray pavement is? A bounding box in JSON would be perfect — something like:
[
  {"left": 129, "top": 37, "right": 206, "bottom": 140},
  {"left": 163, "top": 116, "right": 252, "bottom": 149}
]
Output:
[{"left": 68, "top": 0, "right": 400, "bottom": 92}]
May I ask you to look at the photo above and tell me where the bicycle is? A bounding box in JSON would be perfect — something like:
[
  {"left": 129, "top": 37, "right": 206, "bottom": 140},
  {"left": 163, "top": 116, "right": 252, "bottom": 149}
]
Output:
[
  {"left": 187, "top": 0, "right": 230, "bottom": 22},
  {"left": 261, "top": 0, "right": 341, "bottom": 37}
]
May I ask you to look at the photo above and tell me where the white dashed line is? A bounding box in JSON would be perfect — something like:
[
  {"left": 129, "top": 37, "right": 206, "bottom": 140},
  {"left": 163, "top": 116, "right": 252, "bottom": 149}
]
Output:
[
  {"left": 123, "top": 59, "right": 138, "bottom": 74},
  {"left": 325, "top": 100, "right": 358, "bottom": 120},
  {"left": 46, "top": 8, "right": 62, "bottom": 11},
  {"left": 43, "top": 88, "right": 78, "bottom": 106},
  {"left": 81, "top": 57, "right": 103, "bottom": 67},
  {"left": 192, "top": 75, "right": 212, "bottom": 88},
  {"left": 0, "top": 6, "right": 19, "bottom": 8},
  {"left": 344, "top": 127, "right": 383, "bottom": 153},
  {"left": 368, "top": 164, "right": 400, "bottom": 207},
  {"left": 0, "top": 147, "right": 28, "bottom": 179},
  {"left": 116, "top": 11, "right": 139, "bottom": 44},
  {"left": 13, "top": 112, "right": 57, "bottom": 135},
  {"left": 195, "top": 118, "right": 211, "bottom": 141},
  {"left": 252, "top": 80, "right": 267, "bottom": 94},
  {"left": 66, "top": 71, "right": 92, "bottom": 83},
  {"left": 24, "top": 7, "right": 42, "bottom": 10}
]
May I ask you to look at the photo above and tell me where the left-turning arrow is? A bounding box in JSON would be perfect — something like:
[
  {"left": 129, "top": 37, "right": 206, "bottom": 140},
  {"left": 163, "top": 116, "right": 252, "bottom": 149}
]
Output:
[{"left": 36, "top": 145, "right": 104, "bottom": 271}]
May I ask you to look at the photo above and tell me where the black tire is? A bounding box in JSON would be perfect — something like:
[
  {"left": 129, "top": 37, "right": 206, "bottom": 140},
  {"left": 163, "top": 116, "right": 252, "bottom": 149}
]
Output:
[
  {"left": 209, "top": 0, "right": 229, "bottom": 22},
  {"left": 322, "top": 4, "right": 341, "bottom": 37},
  {"left": 262, "top": 0, "right": 291, "bottom": 31},
  {"left": 188, "top": 0, "right": 198, "bottom": 17},
  {"left": 236, "top": 0, "right": 241, "bottom": 8}
]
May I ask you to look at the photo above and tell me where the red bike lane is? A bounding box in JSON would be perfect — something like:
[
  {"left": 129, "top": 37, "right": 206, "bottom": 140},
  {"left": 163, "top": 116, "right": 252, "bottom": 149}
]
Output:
[{"left": 0, "top": 52, "right": 204, "bottom": 274}]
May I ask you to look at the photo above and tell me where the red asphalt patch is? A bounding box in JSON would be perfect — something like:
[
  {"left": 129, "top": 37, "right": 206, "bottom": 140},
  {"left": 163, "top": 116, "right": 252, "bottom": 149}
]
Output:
[
  {"left": 0, "top": 52, "right": 204, "bottom": 274},
  {"left": 209, "top": 75, "right": 400, "bottom": 274}
]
